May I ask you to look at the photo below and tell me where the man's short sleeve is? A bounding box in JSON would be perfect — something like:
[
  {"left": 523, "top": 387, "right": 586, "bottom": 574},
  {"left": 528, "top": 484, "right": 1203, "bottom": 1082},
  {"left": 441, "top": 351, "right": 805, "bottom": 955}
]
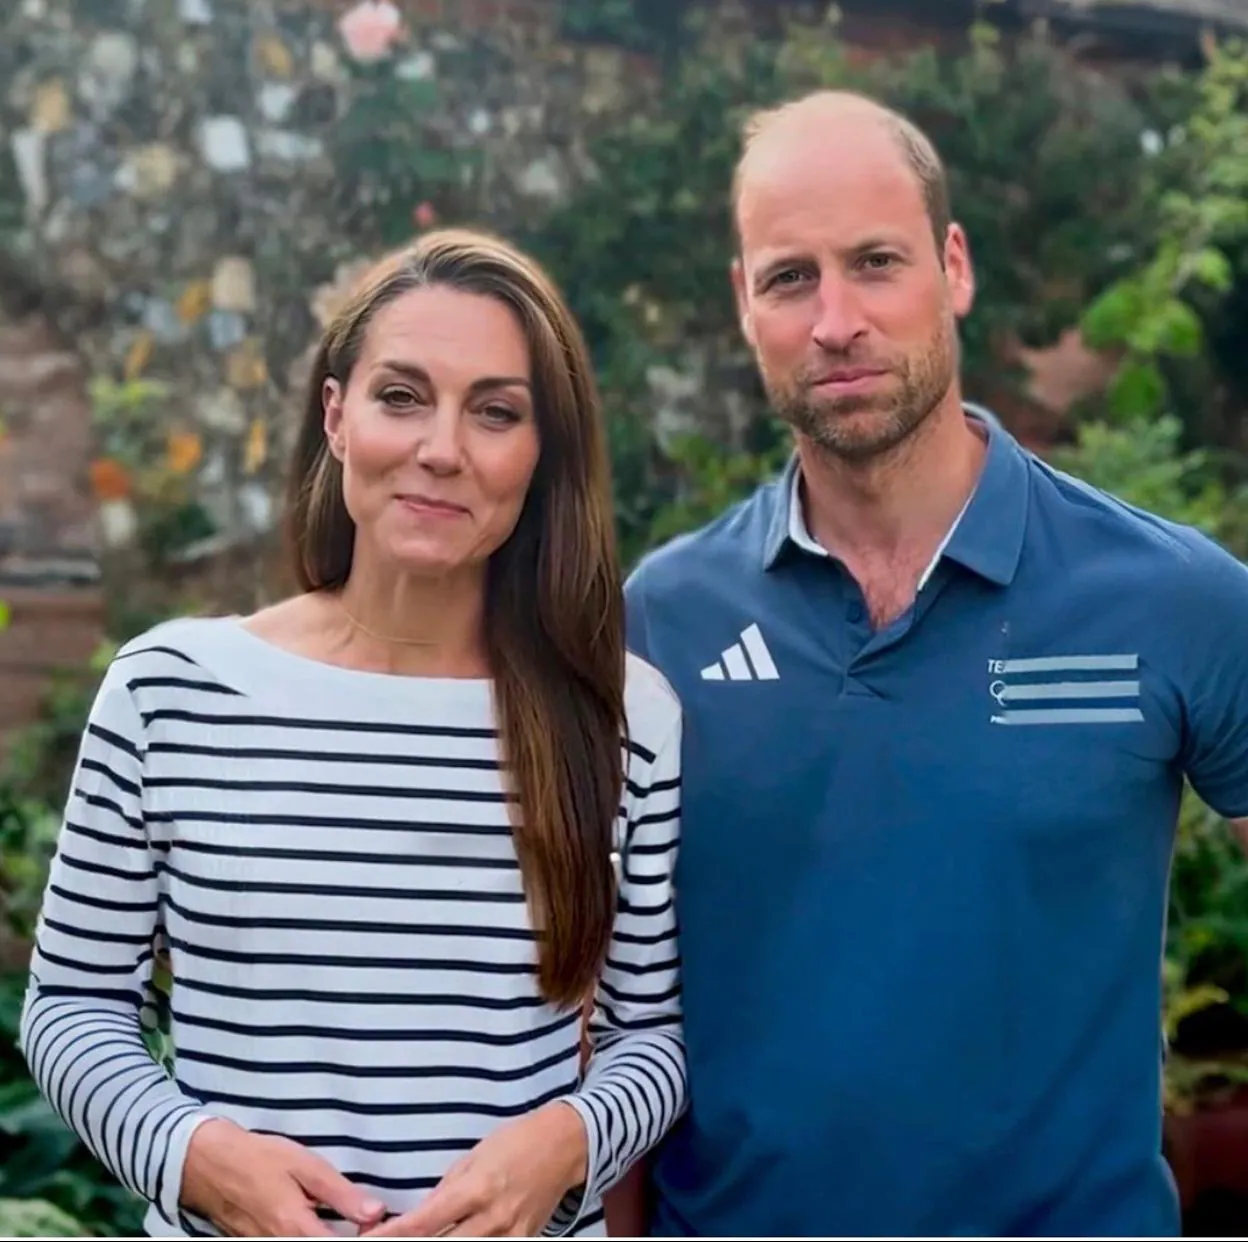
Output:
[
  {"left": 1177, "top": 534, "right": 1248, "bottom": 819},
  {"left": 624, "top": 561, "right": 654, "bottom": 663}
]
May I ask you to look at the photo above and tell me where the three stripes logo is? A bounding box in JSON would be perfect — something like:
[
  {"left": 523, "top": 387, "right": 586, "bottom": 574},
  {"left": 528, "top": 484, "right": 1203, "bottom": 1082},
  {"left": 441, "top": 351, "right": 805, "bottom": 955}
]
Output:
[
  {"left": 701, "top": 623, "right": 779, "bottom": 682},
  {"left": 987, "top": 653, "right": 1142, "bottom": 726}
]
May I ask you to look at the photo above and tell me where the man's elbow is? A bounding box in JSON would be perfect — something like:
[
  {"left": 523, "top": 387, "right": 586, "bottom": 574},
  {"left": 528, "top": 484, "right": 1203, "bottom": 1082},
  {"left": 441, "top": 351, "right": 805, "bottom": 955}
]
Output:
[{"left": 1231, "top": 816, "right": 1248, "bottom": 853}]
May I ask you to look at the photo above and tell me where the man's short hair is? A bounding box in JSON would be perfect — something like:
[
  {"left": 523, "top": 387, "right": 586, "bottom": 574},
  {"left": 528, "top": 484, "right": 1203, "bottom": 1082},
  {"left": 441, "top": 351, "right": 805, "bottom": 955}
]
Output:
[{"left": 730, "top": 90, "right": 952, "bottom": 256}]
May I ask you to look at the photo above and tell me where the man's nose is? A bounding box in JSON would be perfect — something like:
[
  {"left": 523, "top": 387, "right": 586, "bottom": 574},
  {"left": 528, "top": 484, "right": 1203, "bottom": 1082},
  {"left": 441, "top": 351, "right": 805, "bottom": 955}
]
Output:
[{"left": 812, "top": 274, "right": 869, "bottom": 353}]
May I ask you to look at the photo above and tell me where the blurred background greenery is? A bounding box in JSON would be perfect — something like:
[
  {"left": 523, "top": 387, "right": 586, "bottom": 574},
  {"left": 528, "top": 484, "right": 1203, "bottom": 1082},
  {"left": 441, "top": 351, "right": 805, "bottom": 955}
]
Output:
[{"left": 2, "top": 0, "right": 1248, "bottom": 1234}]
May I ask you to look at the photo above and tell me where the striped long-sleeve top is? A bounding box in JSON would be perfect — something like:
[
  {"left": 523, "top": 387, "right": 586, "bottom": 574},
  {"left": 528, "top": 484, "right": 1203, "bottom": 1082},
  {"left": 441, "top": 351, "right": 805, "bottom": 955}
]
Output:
[{"left": 19, "top": 616, "right": 686, "bottom": 1237}]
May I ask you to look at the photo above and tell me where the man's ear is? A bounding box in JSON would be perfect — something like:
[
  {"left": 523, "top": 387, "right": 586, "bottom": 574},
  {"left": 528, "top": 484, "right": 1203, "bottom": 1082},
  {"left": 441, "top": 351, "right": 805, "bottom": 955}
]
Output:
[
  {"left": 942, "top": 223, "right": 976, "bottom": 320},
  {"left": 323, "top": 377, "right": 346, "bottom": 462},
  {"left": 730, "top": 257, "right": 755, "bottom": 348}
]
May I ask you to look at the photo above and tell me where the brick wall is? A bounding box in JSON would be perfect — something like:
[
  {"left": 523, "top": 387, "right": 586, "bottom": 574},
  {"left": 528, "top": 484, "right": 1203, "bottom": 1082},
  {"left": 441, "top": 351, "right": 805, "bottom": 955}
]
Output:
[
  {"left": 0, "top": 305, "right": 102, "bottom": 748},
  {"left": 0, "top": 312, "right": 96, "bottom": 571},
  {"left": 0, "top": 585, "right": 105, "bottom": 760}
]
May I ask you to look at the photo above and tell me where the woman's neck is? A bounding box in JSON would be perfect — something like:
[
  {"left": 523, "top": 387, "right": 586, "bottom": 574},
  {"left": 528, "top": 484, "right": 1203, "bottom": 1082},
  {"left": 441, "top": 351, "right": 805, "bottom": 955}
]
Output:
[{"left": 330, "top": 562, "right": 489, "bottom": 679}]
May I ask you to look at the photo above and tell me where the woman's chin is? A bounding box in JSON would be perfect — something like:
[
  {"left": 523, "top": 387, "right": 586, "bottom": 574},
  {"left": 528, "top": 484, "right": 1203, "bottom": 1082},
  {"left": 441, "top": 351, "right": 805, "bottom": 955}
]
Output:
[{"left": 383, "top": 538, "right": 481, "bottom": 579}]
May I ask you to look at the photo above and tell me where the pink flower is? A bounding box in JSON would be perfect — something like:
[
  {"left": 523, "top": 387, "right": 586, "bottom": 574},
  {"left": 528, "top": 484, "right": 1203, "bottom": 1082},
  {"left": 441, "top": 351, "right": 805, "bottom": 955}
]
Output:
[
  {"left": 413, "top": 201, "right": 437, "bottom": 229},
  {"left": 338, "top": 1, "right": 404, "bottom": 63}
]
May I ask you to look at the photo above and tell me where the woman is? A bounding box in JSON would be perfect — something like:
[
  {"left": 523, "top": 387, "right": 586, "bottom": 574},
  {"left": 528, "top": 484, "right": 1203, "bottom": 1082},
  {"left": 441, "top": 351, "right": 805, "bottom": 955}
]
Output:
[{"left": 19, "top": 229, "right": 685, "bottom": 1238}]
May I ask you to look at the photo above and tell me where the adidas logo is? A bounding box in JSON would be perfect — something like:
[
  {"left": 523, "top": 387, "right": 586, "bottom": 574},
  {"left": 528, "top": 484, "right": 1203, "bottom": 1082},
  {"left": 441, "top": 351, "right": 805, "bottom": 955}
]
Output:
[{"left": 701, "top": 623, "right": 779, "bottom": 682}]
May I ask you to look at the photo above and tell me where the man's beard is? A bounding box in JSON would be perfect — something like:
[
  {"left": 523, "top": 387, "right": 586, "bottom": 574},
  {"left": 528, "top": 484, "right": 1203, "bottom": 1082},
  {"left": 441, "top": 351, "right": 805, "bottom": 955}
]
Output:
[{"left": 764, "top": 319, "right": 956, "bottom": 464}]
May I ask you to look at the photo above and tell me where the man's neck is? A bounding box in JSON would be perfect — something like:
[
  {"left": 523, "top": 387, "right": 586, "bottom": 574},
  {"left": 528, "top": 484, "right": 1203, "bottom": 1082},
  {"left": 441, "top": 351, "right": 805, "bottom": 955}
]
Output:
[{"left": 797, "top": 400, "right": 987, "bottom": 622}]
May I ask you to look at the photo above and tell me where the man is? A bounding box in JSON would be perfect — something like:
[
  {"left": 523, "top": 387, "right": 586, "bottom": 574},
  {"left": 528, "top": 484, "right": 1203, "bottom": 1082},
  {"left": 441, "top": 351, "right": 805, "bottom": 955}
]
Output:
[{"left": 622, "top": 89, "right": 1248, "bottom": 1237}]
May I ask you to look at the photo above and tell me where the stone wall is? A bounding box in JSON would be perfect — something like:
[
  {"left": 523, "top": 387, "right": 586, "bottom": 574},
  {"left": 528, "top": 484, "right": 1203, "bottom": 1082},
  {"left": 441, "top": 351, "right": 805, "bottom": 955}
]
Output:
[{"left": 0, "top": 0, "right": 656, "bottom": 584}]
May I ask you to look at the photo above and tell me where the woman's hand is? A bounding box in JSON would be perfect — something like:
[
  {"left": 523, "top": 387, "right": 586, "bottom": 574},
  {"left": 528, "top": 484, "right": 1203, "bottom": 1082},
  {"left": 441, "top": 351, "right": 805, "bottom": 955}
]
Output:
[
  {"left": 364, "top": 1103, "right": 588, "bottom": 1237},
  {"left": 181, "top": 1117, "right": 389, "bottom": 1237}
]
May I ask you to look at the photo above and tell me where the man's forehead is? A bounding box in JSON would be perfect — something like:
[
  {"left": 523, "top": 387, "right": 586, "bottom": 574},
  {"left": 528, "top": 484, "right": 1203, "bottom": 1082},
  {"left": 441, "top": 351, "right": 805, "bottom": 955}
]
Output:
[
  {"left": 737, "top": 141, "right": 925, "bottom": 252},
  {"left": 746, "top": 100, "right": 903, "bottom": 164},
  {"left": 742, "top": 117, "right": 912, "bottom": 195}
]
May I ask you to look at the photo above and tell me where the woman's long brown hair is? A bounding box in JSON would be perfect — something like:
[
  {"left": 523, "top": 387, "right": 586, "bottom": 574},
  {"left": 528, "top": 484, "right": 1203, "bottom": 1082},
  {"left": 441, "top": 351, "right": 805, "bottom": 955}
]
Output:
[{"left": 285, "top": 230, "right": 625, "bottom": 1009}]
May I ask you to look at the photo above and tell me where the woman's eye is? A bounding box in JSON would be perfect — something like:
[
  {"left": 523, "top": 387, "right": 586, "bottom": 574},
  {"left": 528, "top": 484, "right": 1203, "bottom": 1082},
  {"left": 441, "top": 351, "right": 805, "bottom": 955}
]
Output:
[
  {"left": 481, "top": 405, "right": 520, "bottom": 425},
  {"left": 380, "top": 388, "right": 418, "bottom": 408}
]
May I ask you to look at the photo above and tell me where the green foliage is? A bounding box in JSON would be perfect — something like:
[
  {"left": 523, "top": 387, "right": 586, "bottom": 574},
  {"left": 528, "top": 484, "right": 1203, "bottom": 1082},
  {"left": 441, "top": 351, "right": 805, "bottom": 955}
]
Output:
[
  {"left": 1162, "top": 796, "right": 1248, "bottom": 1113},
  {"left": 1168, "top": 797, "right": 1248, "bottom": 1019},
  {"left": 332, "top": 52, "right": 478, "bottom": 247},
  {"left": 1080, "top": 39, "right": 1248, "bottom": 423},
  {"left": 529, "top": 23, "right": 785, "bottom": 350},
  {"left": 643, "top": 426, "right": 790, "bottom": 550},
  {"left": 560, "top": 0, "right": 684, "bottom": 55},
  {"left": 1049, "top": 414, "right": 1245, "bottom": 548},
  {"left": 0, "top": 1198, "right": 90, "bottom": 1237},
  {"left": 0, "top": 793, "right": 59, "bottom": 944},
  {"left": 2, "top": 644, "right": 113, "bottom": 815}
]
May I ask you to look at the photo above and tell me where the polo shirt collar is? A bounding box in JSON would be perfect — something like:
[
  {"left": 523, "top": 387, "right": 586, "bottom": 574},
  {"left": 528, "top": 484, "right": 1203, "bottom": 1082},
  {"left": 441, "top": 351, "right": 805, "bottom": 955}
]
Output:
[{"left": 761, "top": 406, "right": 1029, "bottom": 587}]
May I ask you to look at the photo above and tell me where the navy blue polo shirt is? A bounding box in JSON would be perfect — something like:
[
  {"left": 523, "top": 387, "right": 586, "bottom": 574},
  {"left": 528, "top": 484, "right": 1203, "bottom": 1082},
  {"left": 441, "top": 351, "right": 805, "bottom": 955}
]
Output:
[{"left": 624, "top": 412, "right": 1248, "bottom": 1237}]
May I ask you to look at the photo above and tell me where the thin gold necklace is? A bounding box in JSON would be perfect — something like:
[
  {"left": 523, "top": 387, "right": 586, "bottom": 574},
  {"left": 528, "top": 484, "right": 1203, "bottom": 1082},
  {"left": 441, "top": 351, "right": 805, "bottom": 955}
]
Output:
[{"left": 338, "top": 598, "right": 438, "bottom": 647}]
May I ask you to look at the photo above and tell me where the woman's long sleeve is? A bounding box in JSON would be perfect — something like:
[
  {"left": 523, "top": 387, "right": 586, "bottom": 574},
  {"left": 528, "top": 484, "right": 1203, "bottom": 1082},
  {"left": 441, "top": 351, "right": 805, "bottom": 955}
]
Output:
[
  {"left": 18, "top": 667, "right": 214, "bottom": 1223},
  {"left": 547, "top": 711, "right": 686, "bottom": 1233}
]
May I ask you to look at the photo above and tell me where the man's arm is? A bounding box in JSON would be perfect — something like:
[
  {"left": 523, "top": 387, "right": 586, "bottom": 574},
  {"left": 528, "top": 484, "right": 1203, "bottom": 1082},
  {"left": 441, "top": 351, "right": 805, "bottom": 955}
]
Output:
[
  {"left": 1232, "top": 818, "right": 1248, "bottom": 853},
  {"left": 1175, "top": 540, "right": 1248, "bottom": 850}
]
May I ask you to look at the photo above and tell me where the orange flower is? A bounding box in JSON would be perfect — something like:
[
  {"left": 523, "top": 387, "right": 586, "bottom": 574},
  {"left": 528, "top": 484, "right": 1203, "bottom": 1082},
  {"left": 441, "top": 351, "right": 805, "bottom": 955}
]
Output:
[
  {"left": 89, "top": 457, "right": 132, "bottom": 501},
  {"left": 242, "top": 418, "right": 267, "bottom": 475},
  {"left": 166, "top": 430, "right": 203, "bottom": 475}
]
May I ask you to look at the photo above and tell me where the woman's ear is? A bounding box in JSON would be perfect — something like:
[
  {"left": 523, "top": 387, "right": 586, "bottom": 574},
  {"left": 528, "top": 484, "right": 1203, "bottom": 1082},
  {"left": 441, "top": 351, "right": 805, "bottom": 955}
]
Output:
[{"left": 323, "top": 377, "right": 346, "bottom": 462}]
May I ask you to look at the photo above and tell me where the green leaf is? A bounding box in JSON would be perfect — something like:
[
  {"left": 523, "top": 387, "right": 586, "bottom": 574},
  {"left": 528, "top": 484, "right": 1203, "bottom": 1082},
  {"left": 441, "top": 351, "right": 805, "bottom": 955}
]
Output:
[
  {"left": 401, "top": 78, "right": 439, "bottom": 111},
  {"left": 0, "top": 600, "right": 10, "bottom": 631},
  {"left": 1154, "top": 300, "right": 1204, "bottom": 357},
  {"left": 0, "top": 1199, "right": 90, "bottom": 1238},
  {"left": 1188, "top": 246, "right": 1235, "bottom": 293},
  {"left": 1081, "top": 281, "right": 1142, "bottom": 348},
  {"left": 1107, "top": 358, "right": 1167, "bottom": 421}
]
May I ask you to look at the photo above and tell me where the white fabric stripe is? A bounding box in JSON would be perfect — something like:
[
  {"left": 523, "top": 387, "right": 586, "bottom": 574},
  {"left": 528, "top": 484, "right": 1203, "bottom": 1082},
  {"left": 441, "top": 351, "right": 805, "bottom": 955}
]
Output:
[
  {"left": 1001, "top": 680, "right": 1140, "bottom": 702},
  {"left": 739, "top": 624, "right": 779, "bottom": 680},
  {"left": 998, "top": 654, "right": 1138, "bottom": 673},
  {"left": 18, "top": 619, "right": 686, "bottom": 1239},
  {"left": 993, "top": 708, "right": 1145, "bottom": 725},
  {"left": 721, "top": 644, "right": 751, "bottom": 681}
]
